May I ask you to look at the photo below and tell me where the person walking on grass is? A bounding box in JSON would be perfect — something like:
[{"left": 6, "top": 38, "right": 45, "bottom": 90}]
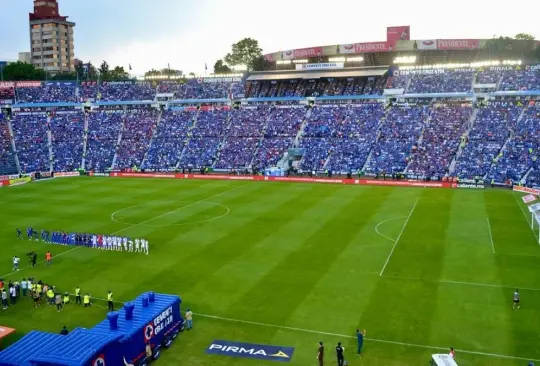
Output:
[
  {"left": 336, "top": 342, "right": 345, "bottom": 366},
  {"left": 513, "top": 289, "right": 520, "bottom": 310},
  {"left": 185, "top": 309, "right": 193, "bottom": 330},
  {"left": 317, "top": 341, "right": 324, "bottom": 366},
  {"left": 55, "top": 292, "right": 63, "bottom": 312}
]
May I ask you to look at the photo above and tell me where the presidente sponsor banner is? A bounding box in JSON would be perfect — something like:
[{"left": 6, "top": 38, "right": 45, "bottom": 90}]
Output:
[
  {"left": 514, "top": 186, "right": 540, "bottom": 196},
  {"left": 293, "top": 47, "right": 323, "bottom": 58},
  {"left": 437, "top": 39, "right": 480, "bottom": 50},
  {"left": 354, "top": 42, "right": 391, "bottom": 53},
  {"left": 0, "top": 82, "right": 15, "bottom": 89},
  {"left": 417, "top": 39, "right": 437, "bottom": 50},
  {"left": 523, "top": 194, "right": 537, "bottom": 203},
  {"left": 206, "top": 340, "right": 294, "bottom": 362},
  {"left": 16, "top": 81, "right": 42, "bottom": 88},
  {"left": 387, "top": 26, "right": 410, "bottom": 42},
  {"left": 296, "top": 63, "right": 344, "bottom": 71},
  {"left": 54, "top": 171, "right": 80, "bottom": 177}
]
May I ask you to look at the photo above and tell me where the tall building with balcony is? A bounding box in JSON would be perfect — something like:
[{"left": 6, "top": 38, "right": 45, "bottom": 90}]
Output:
[{"left": 29, "top": 0, "right": 75, "bottom": 74}]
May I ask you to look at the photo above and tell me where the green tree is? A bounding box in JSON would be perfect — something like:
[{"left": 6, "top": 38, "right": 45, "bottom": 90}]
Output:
[
  {"left": 188, "top": 72, "right": 196, "bottom": 78},
  {"left": 249, "top": 56, "right": 269, "bottom": 72},
  {"left": 145, "top": 69, "right": 161, "bottom": 77},
  {"left": 224, "top": 38, "right": 263, "bottom": 71},
  {"left": 1, "top": 61, "right": 46, "bottom": 81},
  {"left": 51, "top": 72, "right": 78, "bottom": 81},
  {"left": 99, "top": 61, "right": 110, "bottom": 80},
  {"left": 109, "top": 66, "right": 130, "bottom": 80},
  {"left": 214, "top": 59, "right": 232, "bottom": 74},
  {"left": 515, "top": 33, "right": 535, "bottom": 41}
]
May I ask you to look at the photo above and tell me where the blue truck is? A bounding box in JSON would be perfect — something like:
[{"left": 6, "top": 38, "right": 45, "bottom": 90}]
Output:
[{"left": 0, "top": 292, "right": 183, "bottom": 366}]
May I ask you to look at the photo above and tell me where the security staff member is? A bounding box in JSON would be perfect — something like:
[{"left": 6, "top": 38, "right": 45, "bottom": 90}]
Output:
[
  {"left": 336, "top": 342, "right": 345, "bottom": 366},
  {"left": 63, "top": 292, "right": 70, "bottom": 304},
  {"left": 75, "top": 286, "right": 81, "bottom": 304},
  {"left": 107, "top": 290, "right": 114, "bottom": 311},
  {"left": 83, "top": 293, "right": 91, "bottom": 307}
]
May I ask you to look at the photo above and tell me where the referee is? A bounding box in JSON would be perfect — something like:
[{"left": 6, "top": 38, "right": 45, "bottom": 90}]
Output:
[{"left": 107, "top": 290, "right": 114, "bottom": 311}]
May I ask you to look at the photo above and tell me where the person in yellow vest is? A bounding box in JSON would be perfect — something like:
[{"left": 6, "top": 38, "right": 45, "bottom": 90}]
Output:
[
  {"left": 63, "top": 292, "right": 70, "bottom": 304},
  {"left": 75, "top": 286, "right": 81, "bottom": 305},
  {"left": 36, "top": 283, "right": 43, "bottom": 298},
  {"left": 107, "top": 290, "right": 114, "bottom": 311},
  {"left": 83, "top": 293, "right": 91, "bottom": 307},
  {"left": 47, "top": 288, "right": 55, "bottom": 306}
]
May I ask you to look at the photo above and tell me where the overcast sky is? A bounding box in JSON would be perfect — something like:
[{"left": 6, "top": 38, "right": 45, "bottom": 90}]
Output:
[{"left": 1, "top": 0, "right": 539, "bottom": 76}]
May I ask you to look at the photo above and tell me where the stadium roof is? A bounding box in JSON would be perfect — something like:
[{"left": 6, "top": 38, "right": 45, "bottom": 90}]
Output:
[{"left": 247, "top": 66, "right": 388, "bottom": 81}]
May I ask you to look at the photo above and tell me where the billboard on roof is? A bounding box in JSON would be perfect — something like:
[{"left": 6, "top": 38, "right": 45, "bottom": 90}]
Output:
[
  {"left": 293, "top": 47, "right": 323, "bottom": 58},
  {"left": 437, "top": 39, "right": 480, "bottom": 50},
  {"left": 417, "top": 40, "right": 438, "bottom": 50},
  {"left": 387, "top": 26, "right": 411, "bottom": 42}
]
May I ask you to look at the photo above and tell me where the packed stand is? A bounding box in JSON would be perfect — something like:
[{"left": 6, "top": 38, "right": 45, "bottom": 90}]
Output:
[
  {"left": 16, "top": 84, "right": 78, "bottom": 103},
  {"left": 0, "top": 119, "right": 17, "bottom": 174},
  {"left": 476, "top": 69, "right": 505, "bottom": 85},
  {"left": 183, "top": 80, "right": 230, "bottom": 99},
  {"left": 385, "top": 75, "right": 409, "bottom": 90},
  {"left": 191, "top": 109, "right": 230, "bottom": 138},
  {"left": 214, "top": 137, "right": 259, "bottom": 169},
  {"left": 115, "top": 109, "right": 158, "bottom": 169},
  {"left": 407, "top": 105, "right": 472, "bottom": 177},
  {"left": 488, "top": 105, "right": 540, "bottom": 182},
  {"left": 499, "top": 68, "right": 540, "bottom": 91},
  {"left": 326, "top": 103, "right": 386, "bottom": 172},
  {"left": 144, "top": 110, "right": 196, "bottom": 170},
  {"left": 299, "top": 106, "right": 347, "bottom": 170},
  {"left": 12, "top": 113, "right": 50, "bottom": 173},
  {"left": 225, "top": 106, "right": 270, "bottom": 137},
  {"left": 365, "top": 105, "right": 429, "bottom": 174},
  {"left": 252, "top": 106, "right": 306, "bottom": 169},
  {"left": 454, "top": 103, "right": 521, "bottom": 179},
  {"left": 79, "top": 82, "right": 99, "bottom": 101},
  {"left": 85, "top": 111, "right": 123, "bottom": 171},
  {"left": 98, "top": 82, "right": 156, "bottom": 101},
  {"left": 408, "top": 71, "right": 474, "bottom": 94},
  {"left": 50, "top": 112, "right": 85, "bottom": 172}
]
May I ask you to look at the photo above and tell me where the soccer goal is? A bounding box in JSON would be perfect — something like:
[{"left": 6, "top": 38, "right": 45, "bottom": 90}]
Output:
[{"left": 528, "top": 202, "right": 540, "bottom": 245}]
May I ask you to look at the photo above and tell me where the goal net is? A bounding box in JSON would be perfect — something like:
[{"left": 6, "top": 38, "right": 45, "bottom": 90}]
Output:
[{"left": 528, "top": 202, "right": 540, "bottom": 244}]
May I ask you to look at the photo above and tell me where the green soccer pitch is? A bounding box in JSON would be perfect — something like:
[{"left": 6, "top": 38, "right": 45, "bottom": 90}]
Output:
[{"left": 1, "top": 177, "right": 540, "bottom": 366}]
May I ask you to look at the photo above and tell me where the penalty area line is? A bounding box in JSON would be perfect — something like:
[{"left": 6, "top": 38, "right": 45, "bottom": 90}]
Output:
[{"left": 379, "top": 199, "right": 418, "bottom": 276}]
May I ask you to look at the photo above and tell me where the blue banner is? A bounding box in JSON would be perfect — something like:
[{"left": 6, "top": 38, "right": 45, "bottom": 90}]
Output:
[
  {"left": 44, "top": 81, "right": 76, "bottom": 87},
  {"left": 206, "top": 340, "right": 294, "bottom": 362}
]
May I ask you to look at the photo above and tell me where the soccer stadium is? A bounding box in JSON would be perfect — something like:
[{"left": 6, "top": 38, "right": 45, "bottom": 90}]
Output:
[{"left": 1, "top": 1, "right": 540, "bottom": 366}]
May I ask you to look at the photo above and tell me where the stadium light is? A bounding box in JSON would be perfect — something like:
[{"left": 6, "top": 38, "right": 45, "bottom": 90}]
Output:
[
  {"left": 394, "top": 56, "right": 417, "bottom": 64},
  {"left": 292, "top": 59, "right": 309, "bottom": 64},
  {"left": 399, "top": 60, "right": 522, "bottom": 70},
  {"left": 277, "top": 60, "right": 292, "bottom": 65},
  {"left": 329, "top": 57, "right": 346, "bottom": 63},
  {"left": 346, "top": 56, "right": 364, "bottom": 62}
]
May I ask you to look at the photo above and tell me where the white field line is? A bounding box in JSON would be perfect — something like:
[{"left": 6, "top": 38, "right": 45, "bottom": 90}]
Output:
[
  {"left": 382, "top": 274, "right": 540, "bottom": 292},
  {"left": 486, "top": 218, "right": 495, "bottom": 254},
  {"left": 112, "top": 183, "right": 248, "bottom": 235},
  {"left": 67, "top": 294, "right": 540, "bottom": 363},
  {"left": 374, "top": 216, "right": 407, "bottom": 243},
  {"left": 2, "top": 184, "right": 248, "bottom": 278},
  {"left": 379, "top": 199, "right": 419, "bottom": 276},
  {"left": 512, "top": 191, "right": 540, "bottom": 242}
]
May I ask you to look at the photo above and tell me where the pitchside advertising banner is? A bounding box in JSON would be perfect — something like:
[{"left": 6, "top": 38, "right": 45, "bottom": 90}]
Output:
[
  {"left": 206, "top": 340, "right": 295, "bottom": 362},
  {"left": 387, "top": 26, "right": 411, "bottom": 42},
  {"left": 514, "top": 186, "right": 540, "bottom": 196}
]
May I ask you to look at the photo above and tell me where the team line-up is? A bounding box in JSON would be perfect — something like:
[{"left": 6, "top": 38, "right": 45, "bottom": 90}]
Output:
[{"left": 17, "top": 227, "right": 150, "bottom": 254}]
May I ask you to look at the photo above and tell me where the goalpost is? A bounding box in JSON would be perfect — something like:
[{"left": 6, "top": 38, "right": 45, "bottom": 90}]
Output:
[{"left": 528, "top": 202, "right": 540, "bottom": 245}]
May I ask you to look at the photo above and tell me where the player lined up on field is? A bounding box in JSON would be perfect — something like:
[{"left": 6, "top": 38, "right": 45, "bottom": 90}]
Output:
[{"left": 17, "top": 227, "right": 149, "bottom": 254}]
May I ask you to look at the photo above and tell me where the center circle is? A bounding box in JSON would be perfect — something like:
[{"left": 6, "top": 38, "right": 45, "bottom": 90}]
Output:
[{"left": 110, "top": 200, "right": 230, "bottom": 227}]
